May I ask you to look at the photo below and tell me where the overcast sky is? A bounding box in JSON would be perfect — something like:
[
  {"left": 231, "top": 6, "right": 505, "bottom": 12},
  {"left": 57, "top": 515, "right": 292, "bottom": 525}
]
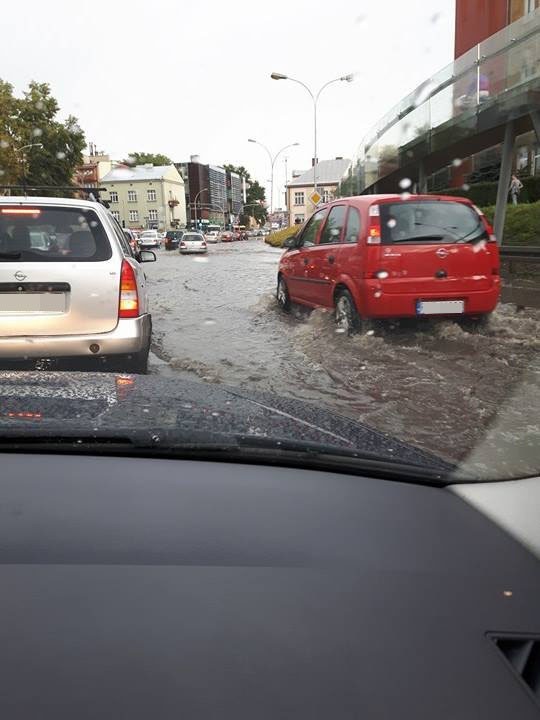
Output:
[{"left": 3, "top": 0, "right": 455, "bottom": 205}]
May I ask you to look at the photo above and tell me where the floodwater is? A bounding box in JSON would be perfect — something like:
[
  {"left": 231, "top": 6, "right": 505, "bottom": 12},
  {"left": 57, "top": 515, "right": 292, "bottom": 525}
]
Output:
[{"left": 147, "top": 240, "right": 540, "bottom": 476}]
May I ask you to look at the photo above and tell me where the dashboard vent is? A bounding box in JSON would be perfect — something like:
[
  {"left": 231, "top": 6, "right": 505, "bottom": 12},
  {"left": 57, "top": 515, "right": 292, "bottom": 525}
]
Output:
[{"left": 490, "top": 634, "right": 540, "bottom": 705}]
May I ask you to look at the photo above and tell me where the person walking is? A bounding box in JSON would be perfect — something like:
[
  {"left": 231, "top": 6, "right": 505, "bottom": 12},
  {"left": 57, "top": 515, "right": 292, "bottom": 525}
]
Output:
[{"left": 510, "top": 174, "right": 523, "bottom": 205}]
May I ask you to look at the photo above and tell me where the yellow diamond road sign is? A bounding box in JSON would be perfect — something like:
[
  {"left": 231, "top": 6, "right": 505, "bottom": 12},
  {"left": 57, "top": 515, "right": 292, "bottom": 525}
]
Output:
[{"left": 309, "top": 190, "right": 322, "bottom": 205}]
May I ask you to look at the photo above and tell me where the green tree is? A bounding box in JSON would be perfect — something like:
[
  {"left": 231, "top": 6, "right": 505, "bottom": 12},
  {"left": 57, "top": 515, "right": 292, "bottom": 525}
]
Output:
[
  {"left": 223, "top": 163, "right": 267, "bottom": 225},
  {"left": 124, "top": 152, "right": 172, "bottom": 166},
  {"left": 0, "top": 80, "right": 85, "bottom": 192}
]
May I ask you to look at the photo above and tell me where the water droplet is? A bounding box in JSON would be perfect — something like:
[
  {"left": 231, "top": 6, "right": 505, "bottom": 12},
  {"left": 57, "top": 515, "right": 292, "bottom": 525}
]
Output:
[
  {"left": 374, "top": 290, "right": 382, "bottom": 298},
  {"left": 77, "top": 215, "right": 85, "bottom": 224},
  {"left": 399, "top": 177, "right": 412, "bottom": 190},
  {"left": 430, "top": 11, "right": 441, "bottom": 23},
  {"left": 32, "top": 128, "right": 43, "bottom": 137},
  {"left": 151, "top": 433, "right": 160, "bottom": 443},
  {"left": 56, "top": 151, "right": 66, "bottom": 160},
  {"left": 211, "top": 412, "right": 220, "bottom": 417},
  {"left": 376, "top": 271, "right": 389, "bottom": 279},
  {"left": 90, "top": 220, "right": 98, "bottom": 227},
  {"left": 366, "top": 329, "right": 375, "bottom": 336},
  {"left": 472, "top": 240, "right": 487, "bottom": 253},
  {"left": 462, "top": 183, "right": 470, "bottom": 191},
  {"left": 335, "top": 327, "right": 346, "bottom": 334},
  {"left": 143, "top": 408, "right": 149, "bottom": 413},
  {"left": 387, "top": 218, "right": 397, "bottom": 228},
  {"left": 35, "top": 100, "right": 44, "bottom": 110},
  {"left": 401, "top": 192, "right": 412, "bottom": 201},
  {"left": 452, "top": 158, "right": 462, "bottom": 167},
  {"left": 503, "top": 590, "right": 513, "bottom": 597},
  {"left": 0, "top": 140, "right": 9, "bottom": 149},
  {"left": 76, "top": 439, "right": 83, "bottom": 445}
]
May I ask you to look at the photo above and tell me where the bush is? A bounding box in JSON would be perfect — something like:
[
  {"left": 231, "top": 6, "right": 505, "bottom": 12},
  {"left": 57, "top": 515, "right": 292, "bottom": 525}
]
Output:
[
  {"left": 481, "top": 201, "right": 540, "bottom": 246},
  {"left": 265, "top": 225, "right": 300, "bottom": 248}
]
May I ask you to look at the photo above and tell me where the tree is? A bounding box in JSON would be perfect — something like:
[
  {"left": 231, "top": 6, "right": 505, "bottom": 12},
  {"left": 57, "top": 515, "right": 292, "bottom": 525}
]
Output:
[
  {"left": 223, "top": 163, "right": 267, "bottom": 226},
  {"left": 124, "top": 152, "right": 172, "bottom": 166},
  {"left": 0, "top": 80, "right": 86, "bottom": 192}
]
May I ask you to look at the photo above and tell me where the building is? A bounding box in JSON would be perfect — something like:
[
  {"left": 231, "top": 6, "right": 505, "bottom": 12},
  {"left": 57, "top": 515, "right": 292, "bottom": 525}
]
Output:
[
  {"left": 73, "top": 143, "right": 112, "bottom": 188},
  {"left": 269, "top": 208, "right": 288, "bottom": 229},
  {"left": 101, "top": 164, "right": 186, "bottom": 230},
  {"left": 286, "top": 158, "right": 351, "bottom": 225}
]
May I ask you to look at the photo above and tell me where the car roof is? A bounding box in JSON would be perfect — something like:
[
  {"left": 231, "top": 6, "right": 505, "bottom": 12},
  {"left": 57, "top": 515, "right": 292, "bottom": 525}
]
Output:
[
  {"left": 0, "top": 195, "right": 104, "bottom": 209},
  {"left": 330, "top": 193, "right": 473, "bottom": 208}
]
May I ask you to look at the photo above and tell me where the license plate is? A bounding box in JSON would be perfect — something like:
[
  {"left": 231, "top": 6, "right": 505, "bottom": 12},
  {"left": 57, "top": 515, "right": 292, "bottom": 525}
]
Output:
[
  {"left": 416, "top": 300, "right": 464, "bottom": 315},
  {"left": 0, "top": 293, "right": 66, "bottom": 313}
]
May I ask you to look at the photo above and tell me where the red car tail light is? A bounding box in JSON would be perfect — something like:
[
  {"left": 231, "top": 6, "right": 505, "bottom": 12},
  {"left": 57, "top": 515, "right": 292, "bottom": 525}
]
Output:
[
  {"left": 367, "top": 204, "right": 381, "bottom": 244},
  {"left": 118, "top": 260, "right": 139, "bottom": 318},
  {"left": 473, "top": 204, "right": 497, "bottom": 243}
]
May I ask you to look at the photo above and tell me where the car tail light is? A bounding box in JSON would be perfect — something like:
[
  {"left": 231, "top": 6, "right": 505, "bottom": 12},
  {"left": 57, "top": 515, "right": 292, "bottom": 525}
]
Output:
[
  {"left": 118, "top": 260, "right": 139, "bottom": 318},
  {"left": 473, "top": 205, "right": 497, "bottom": 243},
  {"left": 180, "top": 241, "right": 186, "bottom": 248},
  {"left": 367, "top": 204, "right": 381, "bottom": 244}
]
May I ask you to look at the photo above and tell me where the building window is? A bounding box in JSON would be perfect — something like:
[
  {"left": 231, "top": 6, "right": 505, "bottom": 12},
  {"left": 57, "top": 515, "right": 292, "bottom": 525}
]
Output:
[
  {"left": 127, "top": 190, "right": 137, "bottom": 202},
  {"left": 129, "top": 210, "right": 139, "bottom": 223},
  {"left": 109, "top": 191, "right": 118, "bottom": 203},
  {"left": 510, "top": 0, "right": 540, "bottom": 22},
  {"left": 322, "top": 189, "right": 332, "bottom": 203},
  {"left": 111, "top": 210, "right": 120, "bottom": 222},
  {"left": 294, "top": 191, "right": 305, "bottom": 206},
  {"left": 148, "top": 209, "right": 158, "bottom": 222},
  {"left": 147, "top": 189, "right": 157, "bottom": 202}
]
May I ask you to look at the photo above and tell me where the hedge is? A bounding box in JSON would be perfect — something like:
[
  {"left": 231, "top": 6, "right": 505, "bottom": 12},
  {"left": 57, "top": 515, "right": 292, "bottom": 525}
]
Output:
[
  {"left": 265, "top": 225, "right": 300, "bottom": 248},
  {"left": 432, "top": 175, "right": 540, "bottom": 206},
  {"left": 481, "top": 201, "right": 540, "bottom": 246}
]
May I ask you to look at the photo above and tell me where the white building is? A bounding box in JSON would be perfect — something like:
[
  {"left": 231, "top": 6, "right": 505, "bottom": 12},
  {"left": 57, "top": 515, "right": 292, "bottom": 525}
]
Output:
[
  {"left": 286, "top": 157, "right": 350, "bottom": 226},
  {"left": 101, "top": 164, "right": 186, "bottom": 230}
]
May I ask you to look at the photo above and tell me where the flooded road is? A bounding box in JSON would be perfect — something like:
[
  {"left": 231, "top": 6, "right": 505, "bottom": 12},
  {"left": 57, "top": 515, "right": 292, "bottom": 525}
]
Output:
[{"left": 146, "top": 240, "right": 540, "bottom": 472}]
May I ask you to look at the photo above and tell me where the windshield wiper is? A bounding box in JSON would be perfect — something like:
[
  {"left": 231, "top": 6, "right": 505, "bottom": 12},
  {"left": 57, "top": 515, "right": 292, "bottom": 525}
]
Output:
[{"left": 390, "top": 235, "right": 446, "bottom": 243}]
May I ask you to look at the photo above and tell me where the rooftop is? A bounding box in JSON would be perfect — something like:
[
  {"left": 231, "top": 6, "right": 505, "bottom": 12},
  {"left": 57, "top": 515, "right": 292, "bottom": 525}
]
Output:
[
  {"left": 101, "top": 164, "right": 183, "bottom": 183},
  {"left": 288, "top": 158, "right": 350, "bottom": 187}
]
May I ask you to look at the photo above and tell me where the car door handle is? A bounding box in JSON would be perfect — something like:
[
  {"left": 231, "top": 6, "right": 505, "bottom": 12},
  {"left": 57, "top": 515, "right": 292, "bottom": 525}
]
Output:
[{"left": 327, "top": 255, "right": 335, "bottom": 264}]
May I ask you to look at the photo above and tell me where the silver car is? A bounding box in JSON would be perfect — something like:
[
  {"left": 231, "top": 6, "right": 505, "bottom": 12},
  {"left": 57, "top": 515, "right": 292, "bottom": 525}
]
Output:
[
  {"left": 179, "top": 232, "right": 208, "bottom": 254},
  {"left": 139, "top": 230, "right": 161, "bottom": 249},
  {"left": 0, "top": 196, "right": 156, "bottom": 372}
]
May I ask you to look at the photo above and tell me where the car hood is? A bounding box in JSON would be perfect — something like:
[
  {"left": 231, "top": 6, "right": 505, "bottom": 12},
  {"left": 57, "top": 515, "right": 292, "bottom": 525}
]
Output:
[{"left": 0, "top": 371, "right": 450, "bottom": 473}]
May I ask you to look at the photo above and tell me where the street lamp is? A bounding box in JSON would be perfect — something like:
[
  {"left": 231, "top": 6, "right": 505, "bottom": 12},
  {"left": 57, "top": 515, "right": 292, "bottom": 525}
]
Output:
[
  {"left": 247, "top": 139, "right": 299, "bottom": 214},
  {"left": 271, "top": 72, "right": 354, "bottom": 193},
  {"left": 193, "top": 187, "right": 208, "bottom": 229},
  {"left": 14, "top": 143, "right": 43, "bottom": 192}
]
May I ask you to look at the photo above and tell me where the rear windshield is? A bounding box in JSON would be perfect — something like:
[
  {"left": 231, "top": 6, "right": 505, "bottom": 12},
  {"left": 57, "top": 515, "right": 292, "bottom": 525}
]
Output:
[
  {"left": 0, "top": 206, "right": 112, "bottom": 262},
  {"left": 183, "top": 234, "right": 203, "bottom": 241},
  {"left": 379, "top": 201, "right": 487, "bottom": 245}
]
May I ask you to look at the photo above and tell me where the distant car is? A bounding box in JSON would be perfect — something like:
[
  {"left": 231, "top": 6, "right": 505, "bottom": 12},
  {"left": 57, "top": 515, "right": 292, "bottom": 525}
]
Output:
[
  {"left": 164, "top": 230, "right": 184, "bottom": 251},
  {"left": 179, "top": 232, "right": 208, "bottom": 254},
  {"left": 206, "top": 230, "right": 220, "bottom": 243},
  {"left": 220, "top": 231, "right": 233, "bottom": 243},
  {"left": 123, "top": 228, "right": 140, "bottom": 255},
  {"left": 139, "top": 230, "right": 160, "bottom": 249}
]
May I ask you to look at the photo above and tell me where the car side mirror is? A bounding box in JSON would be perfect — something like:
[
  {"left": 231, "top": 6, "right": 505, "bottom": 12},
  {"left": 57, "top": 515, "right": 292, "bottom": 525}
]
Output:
[
  {"left": 283, "top": 236, "right": 298, "bottom": 249},
  {"left": 139, "top": 250, "right": 157, "bottom": 263}
]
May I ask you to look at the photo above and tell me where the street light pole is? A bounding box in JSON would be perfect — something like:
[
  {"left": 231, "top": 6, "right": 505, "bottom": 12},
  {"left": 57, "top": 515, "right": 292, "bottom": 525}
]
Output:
[
  {"left": 271, "top": 72, "right": 354, "bottom": 194},
  {"left": 193, "top": 187, "right": 208, "bottom": 230},
  {"left": 247, "top": 139, "right": 299, "bottom": 217},
  {"left": 14, "top": 143, "right": 43, "bottom": 193}
]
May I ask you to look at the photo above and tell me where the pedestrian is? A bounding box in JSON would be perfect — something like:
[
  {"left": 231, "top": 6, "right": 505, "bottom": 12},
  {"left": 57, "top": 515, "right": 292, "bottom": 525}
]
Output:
[{"left": 509, "top": 174, "right": 523, "bottom": 205}]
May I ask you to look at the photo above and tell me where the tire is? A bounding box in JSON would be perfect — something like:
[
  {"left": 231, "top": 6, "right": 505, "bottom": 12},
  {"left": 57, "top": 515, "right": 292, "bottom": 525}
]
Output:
[
  {"left": 276, "top": 275, "right": 291, "bottom": 312},
  {"left": 334, "top": 289, "right": 361, "bottom": 335}
]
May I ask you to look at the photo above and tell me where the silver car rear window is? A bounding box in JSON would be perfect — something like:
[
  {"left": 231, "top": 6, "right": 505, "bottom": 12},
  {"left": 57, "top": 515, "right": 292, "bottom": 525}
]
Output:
[{"left": 0, "top": 206, "right": 112, "bottom": 262}]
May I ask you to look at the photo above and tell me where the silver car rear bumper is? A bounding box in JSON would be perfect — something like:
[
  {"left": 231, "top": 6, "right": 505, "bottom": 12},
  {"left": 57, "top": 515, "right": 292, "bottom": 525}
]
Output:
[{"left": 0, "top": 315, "right": 151, "bottom": 359}]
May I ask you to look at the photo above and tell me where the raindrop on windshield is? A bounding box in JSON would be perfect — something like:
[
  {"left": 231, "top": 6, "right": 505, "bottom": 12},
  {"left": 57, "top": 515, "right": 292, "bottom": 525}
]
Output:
[
  {"left": 401, "top": 191, "right": 412, "bottom": 201},
  {"left": 462, "top": 183, "right": 470, "bottom": 191},
  {"left": 430, "top": 11, "right": 441, "bottom": 23},
  {"left": 335, "top": 327, "right": 346, "bottom": 334},
  {"left": 203, "top": 319, "right": 216, "bottom": 326},
  {"left": 366, "top": 330, "right": 375, "bottom": 336},
  {"left": 374, "top": 290, "right": 383, "bottom": 298},
  {"left": 56, "top": 151, "right": 66, "bottom": 160},
  {"left": 376, "top": 271, "right": 389, "bottom": 279},
  {"left": 32, "top": 128, "right": 43, "bottom": 137},
  {"left": 452, "top": 158, "right": 462, "bottom": 167},
  {"left": 77, "top": 215, "right": 85, "bottom": 224},
  {"left": 0, "top": 140, "right": 9, "bottom": 149},
  {"left": 387, "top": 218, "right": 397, "bottom": 228},
  {"left": 90, "top": 220, "right": 98, "bottom": 227},
  {"left": 399, "top": 178, "right": 412, "bottom": 190},
  {"left": 151, "top": 433, "right": 160, "bottom": 443},
  {"left": 211, "top": 412, "right": 220, "bottom": 417},
  {"left": 472, "top": 240, "right": 487, "bottom": 253}
]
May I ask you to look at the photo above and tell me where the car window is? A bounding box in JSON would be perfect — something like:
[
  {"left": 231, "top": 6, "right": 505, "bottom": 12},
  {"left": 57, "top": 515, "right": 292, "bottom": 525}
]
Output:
[
  {"left": 379, "top": 201, "right": 486, "bottom": 245},
  {"left": 344, "top": 207, "right": 361, "bottom": 244},
  {"left": 0, "top": 206, "right": 112, "bottom": 262},
  {"left": 109, "top": 216, "right": 135, "bottom": 257},
  {"left": 298, "top": 209, "right": 327, "bottom": 247},
  {"left": 319, "top": 205, "right": 347, "bottom": 245}
]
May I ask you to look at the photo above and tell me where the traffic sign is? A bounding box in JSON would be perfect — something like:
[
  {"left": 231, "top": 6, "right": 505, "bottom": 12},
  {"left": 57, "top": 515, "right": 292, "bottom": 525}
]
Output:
[{"left": 309, "top": 190, "right": 322, "bottom": 205}]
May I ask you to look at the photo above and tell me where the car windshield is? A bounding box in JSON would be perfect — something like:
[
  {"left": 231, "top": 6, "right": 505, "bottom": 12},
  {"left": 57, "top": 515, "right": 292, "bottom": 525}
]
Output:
[
  {"left": 0, "top": 207, "right": 111, "bottom": 261},
  {"left": 380, "top": 201, "right": 486, "bottom": 244},
  {"left": 0, "top": 1, "right": 538, "bottom": 484}
]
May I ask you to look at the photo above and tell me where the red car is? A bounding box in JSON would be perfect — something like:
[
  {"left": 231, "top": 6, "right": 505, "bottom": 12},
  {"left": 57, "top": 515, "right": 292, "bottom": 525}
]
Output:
[
  {"left": 220, "top": 231, "right": 233, "bottom": 243},
  {"left": 277, "top": 194, "right": 500, "bottom": 333}
]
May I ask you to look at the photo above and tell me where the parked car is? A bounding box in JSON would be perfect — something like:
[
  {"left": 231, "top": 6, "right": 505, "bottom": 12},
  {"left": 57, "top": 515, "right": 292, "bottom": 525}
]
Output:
[
  {"left": 219, "top": 231, "right": 233, "bottom": 243},
  {"left": 139, "top": 230, "right": 161, "bottom": 249},
  {"left": 164, "top": 230, "right": 184, "bottom": 251},
  {"left": 206, "top": 230, "right": 220, "bottom": 243},
  {"left": 277, "top": 194, "right": 500, "bottom": 333},
  {"left": 0, "top": 195, "right": 157, "bottom": 372},
  {"left": 179, "top": 232, "right": 208, "bottom": 254},
  {"left": 123, "top": 228, "right": 140, "bottom": 255}
]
